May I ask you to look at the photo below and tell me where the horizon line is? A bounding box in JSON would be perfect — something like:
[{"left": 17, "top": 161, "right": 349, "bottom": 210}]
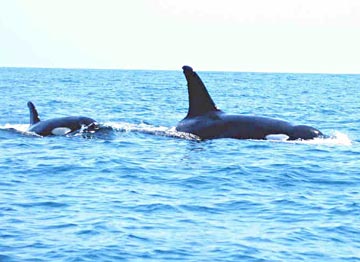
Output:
[{"left": 0, "top": 64, "right": 359, "bottom": 76}]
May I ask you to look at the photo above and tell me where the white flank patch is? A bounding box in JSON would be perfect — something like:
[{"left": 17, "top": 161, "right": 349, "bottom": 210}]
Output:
[
  {"left": 51, "top": 127, "right": 72, "bottom": 136},
  {"left": 265, "top": 134, "right": 290, "bottom": 141}
]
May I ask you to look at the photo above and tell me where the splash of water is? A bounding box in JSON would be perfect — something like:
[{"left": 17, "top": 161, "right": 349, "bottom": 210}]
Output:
[
  {"left": 102, "top": 122, "right": 200, "bottom": 140},
  {"left": 1, "top": 122, "right": 352, "bottom": 146},
  {"left": 298, "top": 131, "right": 352, "bottom": 146},
  {"left": 0, "top": 123, "right": 29, "bottom": 133},
  {"left": 265, "top": 130, "right": 352, "bottom": 146}
]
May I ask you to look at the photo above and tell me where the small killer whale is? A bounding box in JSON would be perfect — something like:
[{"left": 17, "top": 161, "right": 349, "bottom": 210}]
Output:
[
  {"left": 176, "top": 66, "right": 324, "bottom": 141},
  {"left": 27, "top": 101, "right": 99, "bottom": 136}
]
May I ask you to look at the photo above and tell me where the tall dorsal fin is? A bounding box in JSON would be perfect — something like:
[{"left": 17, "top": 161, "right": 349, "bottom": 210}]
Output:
[
  {"left": 182, "top": 66, "right": 220, "bottom": 118},
  {"left": 27, "top": 101, "right": 41, "bottom": 125}
]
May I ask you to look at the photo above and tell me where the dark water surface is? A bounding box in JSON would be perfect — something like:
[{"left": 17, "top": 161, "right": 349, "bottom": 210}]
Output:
[{"left": 0, "top": 67, "right": 359, "bottom": 261}]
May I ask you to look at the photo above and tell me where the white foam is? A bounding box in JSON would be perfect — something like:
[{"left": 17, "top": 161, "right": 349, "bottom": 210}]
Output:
[
  {"left": 103, "top": 122, "right": 200, "bottom": 140},
  {"left": 105, "top": 123, "right": 351, "bottom": 145},
  {"left": 265, "top": 134, "right": 290, "bottom": 141},
  {"left": 0, "top": 123, "right": 29, "bottom": 133},
  {"left": 0, "top": 123, "right": 43, "bottom": 137},
  {"left": 1, "top": 123, "right": 352, "bottom": 146},
  {"left": 287, "top": 131, "right": 352, "bottom": 146}
]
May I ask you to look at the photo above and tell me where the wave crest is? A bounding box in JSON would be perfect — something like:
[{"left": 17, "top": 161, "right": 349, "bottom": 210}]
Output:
[
  {"left": 0, "top": 123, "right": 352, "bottom": 145},
  {"left": 102, "top": 122, "right": 200, "bottom": 140},
  {"left": 286, "top": 131, "right": 352, "bottom": 146}
]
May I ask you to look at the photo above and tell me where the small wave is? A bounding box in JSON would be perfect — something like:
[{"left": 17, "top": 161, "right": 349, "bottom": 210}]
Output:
[
  {"left": 1, "top": 123, "right": 351, "bottom": 145},
  {"left": 98, "top": 124, "right": 352, "bottom": 145},
  {"left": 1, "top": 123, "right": 100, "bottom": 138},
  {"left": 102, "top": 122, "right": 200, "bottom": 140},
  {"left": 0, "top": 254, "right": 13, "bottom": 261},
  {"left": 15, "top": 201, "right": 69, "bottom": 208},
  {"left": 0, "top": 123, "right": 36, "bottom": 137},
  {"left": 280, "top": 131, "right": 352, "bottom": 146},
  {"left": 0, "top": 123, "right": 28, "bottom": 133}
]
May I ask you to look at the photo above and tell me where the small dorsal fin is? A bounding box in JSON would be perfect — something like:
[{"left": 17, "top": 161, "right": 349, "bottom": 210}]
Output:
[
  {"left": 182, "top": 66, "right": 220, "bottom": 118},
  {"left": 27, "top": 101, "right": 41, "bottom": 125}
]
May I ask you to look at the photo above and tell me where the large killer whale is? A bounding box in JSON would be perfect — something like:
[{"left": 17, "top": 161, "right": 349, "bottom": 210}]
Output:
[
  {"left": 176, "top": 66, "right": 324, "bottom": 141},
  {"left": 27, "top": 101, "right": 99, "bottom": 136}
]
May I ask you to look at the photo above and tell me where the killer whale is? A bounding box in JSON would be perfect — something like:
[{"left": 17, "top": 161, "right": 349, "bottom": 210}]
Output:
[
  {"left": 27, "top": 101, "right": 99, "bottom": 136},
  {"left": 176, "top": 66, "right": 324, "bottom": 141}
]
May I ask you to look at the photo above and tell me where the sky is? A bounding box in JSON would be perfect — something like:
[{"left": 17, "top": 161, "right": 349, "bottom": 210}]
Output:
[{"left": 0, "top": 0, "right": 359, "bottom": 73}]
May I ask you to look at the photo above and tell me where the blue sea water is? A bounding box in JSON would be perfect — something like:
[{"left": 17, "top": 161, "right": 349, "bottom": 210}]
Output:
[{"left": 0, "top": 67, "right": 359, "bottom": 262}]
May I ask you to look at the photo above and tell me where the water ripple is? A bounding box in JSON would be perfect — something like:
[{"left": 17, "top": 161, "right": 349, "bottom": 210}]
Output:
[{"left": 1, "top": 68, "right": 359, "bottom": 262}]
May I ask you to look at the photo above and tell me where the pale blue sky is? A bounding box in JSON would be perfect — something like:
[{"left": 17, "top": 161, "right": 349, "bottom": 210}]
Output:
[{"left": 1, "top": 0, "right": 359, "bottom": 73}]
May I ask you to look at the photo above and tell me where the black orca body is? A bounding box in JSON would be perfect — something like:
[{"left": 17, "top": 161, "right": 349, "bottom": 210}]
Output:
[
  {"left": 27, "top": 101, "right": 98, "bottom": 136},
  {"left": 176, "top": 66, "right": 324, "bottom": 141}
]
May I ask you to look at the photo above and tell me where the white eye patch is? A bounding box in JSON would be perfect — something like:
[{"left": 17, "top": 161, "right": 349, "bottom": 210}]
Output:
[
  {"left": 51, "top": 127, "right": 72, "bottom": 136},
  {"left": 265, "top": 134, "right": 289, "bottom": 141}
]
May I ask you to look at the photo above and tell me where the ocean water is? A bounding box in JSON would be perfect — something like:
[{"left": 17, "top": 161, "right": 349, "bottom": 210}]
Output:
[{"left": 0, "top": 67, "right": 359, "bottom": 262}]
